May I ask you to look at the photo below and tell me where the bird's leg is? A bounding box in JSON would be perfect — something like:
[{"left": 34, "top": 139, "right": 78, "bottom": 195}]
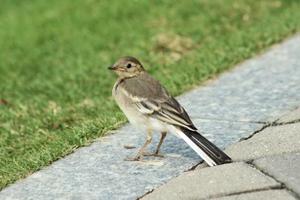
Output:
[
  {"left": 143, "top": 131, "right": 167, "bottom": 157},
  {"left": 124, "top": 130, "right": 152, "bottom": 161},
  {"left": 155, "top": 131, "right": 167, "bottom": 155}
]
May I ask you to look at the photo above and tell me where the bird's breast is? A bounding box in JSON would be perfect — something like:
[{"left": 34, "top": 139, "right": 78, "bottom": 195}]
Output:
[
  {"left": 113, "top": 84, "right": 146, "bottom": 127},
  {"left": 112, "top": 83, "right": 168, "bottom": 133}
]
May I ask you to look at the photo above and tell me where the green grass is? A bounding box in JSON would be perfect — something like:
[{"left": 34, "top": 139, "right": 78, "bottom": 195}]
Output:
[{"left": 0, "top": 0, "right": 299, "bottom": 189}]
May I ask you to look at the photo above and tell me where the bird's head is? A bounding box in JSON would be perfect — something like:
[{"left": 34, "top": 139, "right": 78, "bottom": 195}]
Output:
[{"left": 108, "top": 56, "right": 145, "bottom": 78}]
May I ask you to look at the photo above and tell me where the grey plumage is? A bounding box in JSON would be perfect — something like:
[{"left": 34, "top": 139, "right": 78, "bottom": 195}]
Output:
[
  {"left": 115, "top": 72, "right": 196, "bottom": 131},
  {"left": 109, "top": 56, "right": 232, "bottom": 166}
]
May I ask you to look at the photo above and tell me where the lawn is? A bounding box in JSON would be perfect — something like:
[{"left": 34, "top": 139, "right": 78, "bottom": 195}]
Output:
[{"left": 0, "top": 0, "right": 299, "bottom": 189}]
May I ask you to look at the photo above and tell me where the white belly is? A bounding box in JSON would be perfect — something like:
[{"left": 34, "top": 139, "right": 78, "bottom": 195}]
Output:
[{"left": 113, "top": 85, "right": 168, "bottom": 133}]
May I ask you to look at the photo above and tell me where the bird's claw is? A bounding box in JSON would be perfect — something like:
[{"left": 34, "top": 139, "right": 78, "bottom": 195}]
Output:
[{"left": 124, "top": 156, "right": 142, "bottom": 161}]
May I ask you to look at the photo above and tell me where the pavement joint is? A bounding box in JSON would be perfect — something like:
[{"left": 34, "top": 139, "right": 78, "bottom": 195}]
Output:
[
  {"left": 250, "top": 161, "right": 300, "bottom": 199},
  {"left": 211, "top": 189, "right": 298, "bottom": 200},
  {"left": 136, "top": 160, "right": 205, "bottom": 199},
  {"left": 209, "top": 188, "right": 283, "bottom": 200},
  {"left": 233, "top": 112, "right": 300, "bottom": 143},
  {"left": 136, "top": 160, "right": 205, "bottom": 200},
  {"left": 248, "top": 162, "right": 283, "bottom": 187},
  {"left": 239, "top": 116, "right": 300, "bottom": 143},
  {"left": 143, "top": 162, "right": 282, "bottom": 199},
  {"left": 203, "top": 185, "right": 282, "bottom": 200},
  {"left": 240, "top": 111, "right": 300, "bottom": 142},
  {"left": 137, "top": 190, "right": 154, "bottom": 200},
  {"left": 272, "top": 119, "right": 300, "bottom": 126},
  {"left": 238, "top": 123, "right": 272, "bottom": 142},
  {"left": 204, "top": 162, "right": 290, "bottom": 200},
  {"left": 184, "top": 161, "right": 203, "bottom": 171}
]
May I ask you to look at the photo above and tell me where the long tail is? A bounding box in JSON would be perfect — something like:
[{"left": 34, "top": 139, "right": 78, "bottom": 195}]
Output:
[{"left": 176, "top": 127, "right": 232, "bottom": 166}]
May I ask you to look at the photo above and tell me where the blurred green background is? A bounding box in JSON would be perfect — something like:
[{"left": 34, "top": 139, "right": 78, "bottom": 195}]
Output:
[{"left": 0, "top": 0, "right": 299, "bottom": 189}]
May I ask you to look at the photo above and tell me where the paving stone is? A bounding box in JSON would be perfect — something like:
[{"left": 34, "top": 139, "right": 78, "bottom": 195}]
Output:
[
  {"left": 212, "top": 190, "right": 297, "bottom": 200},
  {"left": 254, "top": 152, "right": 300, "bottom": 195},
  {"left": 277, "top": 107, "right": 300, "bottom": 123},
  {"left": 143, "top": 163, "right": 279, "bottom": 200},
  {"left": 225, "top": 123, "right": 300, "bottom": 161}
]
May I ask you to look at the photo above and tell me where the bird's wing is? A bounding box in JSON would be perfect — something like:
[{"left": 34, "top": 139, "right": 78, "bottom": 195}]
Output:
[
  {"left": 137, "top": 97, "right": 197, "bottom": 131},
  {"left": 118, "top": 72, "right": 197, "bottom": 131},
  {"left": 120, "top": 85, "right": 197, "bottom": 131}
]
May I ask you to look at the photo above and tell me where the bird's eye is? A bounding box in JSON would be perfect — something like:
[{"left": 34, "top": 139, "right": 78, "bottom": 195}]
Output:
[{"left": 126, "top": 63, "right": 132, "bottom": 68}]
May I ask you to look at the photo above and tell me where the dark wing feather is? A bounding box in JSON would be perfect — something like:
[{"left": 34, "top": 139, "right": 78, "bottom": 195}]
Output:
[{"left": 141, "top": 97, "right": 197, "bottom": 131}]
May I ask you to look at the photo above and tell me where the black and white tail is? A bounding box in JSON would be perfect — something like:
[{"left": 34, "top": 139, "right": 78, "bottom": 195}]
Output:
[{"left": 177, "top": 127, "right": 232, "bottom": 166}]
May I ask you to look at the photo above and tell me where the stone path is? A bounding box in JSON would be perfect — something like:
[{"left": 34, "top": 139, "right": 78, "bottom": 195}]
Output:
[
  {"left": 0, "top": 35, "right": 300, "bottom": 200},
  {"left": 143, "top": 107, "right": 300, "bottom": 200}
]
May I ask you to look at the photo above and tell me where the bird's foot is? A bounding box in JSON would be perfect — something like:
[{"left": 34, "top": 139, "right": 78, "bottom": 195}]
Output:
[{"left": 124, "top": 155, "right": 142, "bottom": 161}]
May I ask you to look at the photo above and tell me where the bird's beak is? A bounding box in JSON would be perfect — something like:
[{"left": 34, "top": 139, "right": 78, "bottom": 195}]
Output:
[{"left": 108, "top": 65, "right": 125, "bottom": 72}]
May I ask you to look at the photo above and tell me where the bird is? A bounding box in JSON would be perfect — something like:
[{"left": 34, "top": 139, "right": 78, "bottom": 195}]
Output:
[{"left": 108, "top": 56, "right": 232, "bottom": 166}]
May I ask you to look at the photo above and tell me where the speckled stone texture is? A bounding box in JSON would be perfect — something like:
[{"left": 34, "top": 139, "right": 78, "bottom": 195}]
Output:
[
  {"left": 143, "top": 162, "right": 279, "bottom": 200},
  {"left": 254, "top": 153, "right": 300, "bottom": 195},
  {"left": 277, "top": 107, "right": 300, "bottom": 123},
  {"left": 226, "top": 123, "right": 300, "bottom": 161},
  {"left": 211, "top": 190, "right": 297, "bottom": 200},
  {"left": 1, "top": 35, "right": 300, "bottom": 200}
]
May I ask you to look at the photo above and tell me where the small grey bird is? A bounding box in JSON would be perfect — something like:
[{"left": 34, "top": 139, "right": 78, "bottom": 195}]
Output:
[{"left": 109, "top": 56, "right": 231, "bottom": 166}]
